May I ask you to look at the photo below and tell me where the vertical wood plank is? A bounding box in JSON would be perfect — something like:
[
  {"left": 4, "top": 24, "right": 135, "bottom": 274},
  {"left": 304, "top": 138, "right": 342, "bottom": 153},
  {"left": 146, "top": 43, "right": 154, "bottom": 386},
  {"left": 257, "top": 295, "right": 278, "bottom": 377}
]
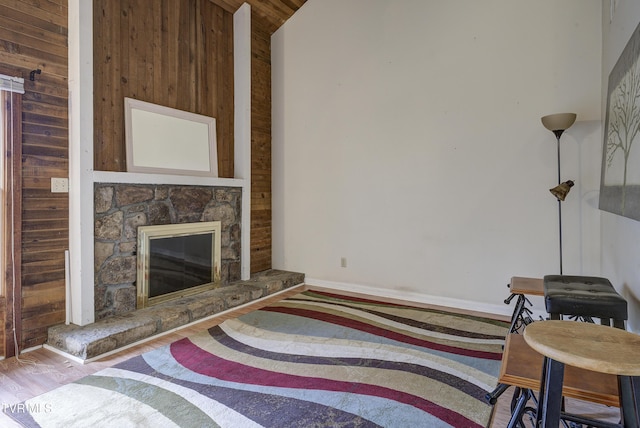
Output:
[
  {"left": 189, "top": 0, "right": 197, "bottom": 112},
  {"left": 250, "top": 13, "right": 272, "bottom": 272},
  {"left": 194, "top": 0, "right": 201, "bottom": 111},
  {"left": 136, "top": 0, "right": 149, "bottom": 101},
  {"left": 152, "top": 0, "right": 162, "bottom": 103},
  {"left": 178, "top": 0, "right": 189, "bottom": 112},
  {"left": 218, "top": 4, "right": 234, "bottom": 178},
  {"left": 112, "top": 0, "right": 124, "bottom": 169},
  {"left": 165, "top": 0, "right": 177, "bottom": 107}
]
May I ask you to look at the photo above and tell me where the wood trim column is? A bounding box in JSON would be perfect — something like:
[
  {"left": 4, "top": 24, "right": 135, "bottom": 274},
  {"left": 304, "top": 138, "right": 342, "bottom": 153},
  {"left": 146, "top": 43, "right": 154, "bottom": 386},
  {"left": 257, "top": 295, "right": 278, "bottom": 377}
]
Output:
[{"left": 2, "top": 91, "right": 22, "bottom": 357}]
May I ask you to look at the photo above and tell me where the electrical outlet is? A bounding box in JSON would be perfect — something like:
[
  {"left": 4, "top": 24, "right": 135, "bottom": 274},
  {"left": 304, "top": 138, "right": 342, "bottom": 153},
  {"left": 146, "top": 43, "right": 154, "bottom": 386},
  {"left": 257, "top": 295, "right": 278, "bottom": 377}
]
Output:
[
  {"left": 51, "top": 177, "right": 69, "bottom": 193},
  {"left": 341, "top": 257, "right": 347, "bottom": 268}
]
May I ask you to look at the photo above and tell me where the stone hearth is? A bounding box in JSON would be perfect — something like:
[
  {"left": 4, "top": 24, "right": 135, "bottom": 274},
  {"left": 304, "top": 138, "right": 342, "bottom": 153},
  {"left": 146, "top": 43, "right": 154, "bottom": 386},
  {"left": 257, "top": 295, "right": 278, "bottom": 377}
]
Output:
[{"left": 46, "top": 270, "right": 304, "bottom": 361}]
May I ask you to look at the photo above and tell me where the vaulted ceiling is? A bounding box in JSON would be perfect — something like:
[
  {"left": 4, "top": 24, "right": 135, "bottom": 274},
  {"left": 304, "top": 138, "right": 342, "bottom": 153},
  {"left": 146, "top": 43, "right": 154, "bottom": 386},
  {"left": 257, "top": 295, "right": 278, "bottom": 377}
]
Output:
[{"left": 210, "top": 0, "right": 307, "bottom": 34}]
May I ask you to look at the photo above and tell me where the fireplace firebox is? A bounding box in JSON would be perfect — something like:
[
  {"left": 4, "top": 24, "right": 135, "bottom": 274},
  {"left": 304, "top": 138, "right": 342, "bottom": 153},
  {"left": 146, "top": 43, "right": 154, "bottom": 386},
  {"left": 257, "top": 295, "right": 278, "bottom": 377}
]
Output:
[{"left": 137, "top": 221, "right": 222, "bottom": 308}]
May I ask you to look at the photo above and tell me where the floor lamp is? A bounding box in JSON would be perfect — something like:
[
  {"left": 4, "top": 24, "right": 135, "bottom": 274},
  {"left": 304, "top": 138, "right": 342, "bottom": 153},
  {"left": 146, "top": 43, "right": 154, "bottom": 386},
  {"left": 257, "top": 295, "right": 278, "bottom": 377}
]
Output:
[{"left": 541, "top": 113, "right": 576, "bottom": 275}]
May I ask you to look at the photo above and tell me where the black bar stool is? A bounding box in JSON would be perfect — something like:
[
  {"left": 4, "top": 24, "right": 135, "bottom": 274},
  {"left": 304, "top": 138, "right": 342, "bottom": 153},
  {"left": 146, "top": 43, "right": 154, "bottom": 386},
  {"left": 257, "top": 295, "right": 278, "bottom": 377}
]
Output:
[{"left": 543, "top": 275, "right": 627, "bottom": 329}]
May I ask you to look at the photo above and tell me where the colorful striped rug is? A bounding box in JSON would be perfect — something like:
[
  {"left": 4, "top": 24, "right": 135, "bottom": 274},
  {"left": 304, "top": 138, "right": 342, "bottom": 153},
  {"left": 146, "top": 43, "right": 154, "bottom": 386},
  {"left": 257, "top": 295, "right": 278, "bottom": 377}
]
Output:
[{"left": 6, "top": 291, "right": 508, "bottom": 427}]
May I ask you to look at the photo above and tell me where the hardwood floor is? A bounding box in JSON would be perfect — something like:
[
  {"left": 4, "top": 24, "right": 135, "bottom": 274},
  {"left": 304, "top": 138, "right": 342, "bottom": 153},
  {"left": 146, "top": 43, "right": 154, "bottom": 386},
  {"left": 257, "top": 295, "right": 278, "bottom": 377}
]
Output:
[
  {"left": 0, "top": 285, "right": 619, "bottom": 427},
  {"left": 490, "top": 385, "right": 619, "bottom": 427},
  {"left": 0, "top": 286, "right": 307, "bottom": 427}
]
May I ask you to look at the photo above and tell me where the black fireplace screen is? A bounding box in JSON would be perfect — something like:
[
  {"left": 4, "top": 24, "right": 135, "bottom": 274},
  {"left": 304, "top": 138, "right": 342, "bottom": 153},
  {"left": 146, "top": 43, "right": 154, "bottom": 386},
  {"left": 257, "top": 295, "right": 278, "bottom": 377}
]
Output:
[{"left": 148, "top": 232, "right": 213, "bottom": 298}]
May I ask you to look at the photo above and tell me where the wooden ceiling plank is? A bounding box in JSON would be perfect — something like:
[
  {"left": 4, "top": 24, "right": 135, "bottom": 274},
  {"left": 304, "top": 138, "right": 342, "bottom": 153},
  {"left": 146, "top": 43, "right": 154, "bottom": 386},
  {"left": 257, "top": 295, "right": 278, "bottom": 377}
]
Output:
[
  {"left": 207, "top": 0, "right": 307, "bottom": 34},
  {"left": 286, "top": 0, "right": 307, "bottom": 9},
  {"left": 247, "top": 3, "right": 286, "bottom": 33},
  {"left": 207, "top": 0, "right": 241, "bottom": 14}
]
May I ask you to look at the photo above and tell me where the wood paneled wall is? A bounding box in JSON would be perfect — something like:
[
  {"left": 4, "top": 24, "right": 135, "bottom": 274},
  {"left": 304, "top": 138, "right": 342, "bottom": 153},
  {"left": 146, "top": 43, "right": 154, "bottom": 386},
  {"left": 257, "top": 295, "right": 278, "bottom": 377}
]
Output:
[
  {"left": 0, "top": 0, "right": 303, "bottom": 353},
  {"left": 93, "top": 0, "right": 235, "bottom": 177},
  {"left": 0, "top": 0, "right": 69, "bottom": 353},
  {"left": 94, "top": 0, "right": 285, "bottom": 273},
  {"left": 250, "top": 15, "right": 272, "bottom": 272}
]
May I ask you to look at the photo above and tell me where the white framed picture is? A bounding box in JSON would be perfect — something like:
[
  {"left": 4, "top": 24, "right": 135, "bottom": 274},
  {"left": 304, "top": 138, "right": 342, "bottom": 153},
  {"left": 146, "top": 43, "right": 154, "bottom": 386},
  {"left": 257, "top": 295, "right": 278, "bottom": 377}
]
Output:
[{"left": 124, "top": 97, "right": 218, "bottom": 177}]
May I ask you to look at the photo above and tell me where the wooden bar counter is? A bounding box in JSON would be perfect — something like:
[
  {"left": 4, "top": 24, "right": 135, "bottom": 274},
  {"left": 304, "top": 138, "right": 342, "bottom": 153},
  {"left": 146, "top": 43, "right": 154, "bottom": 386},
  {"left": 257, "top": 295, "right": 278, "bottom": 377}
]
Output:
[
  {"left": 499, "top": 333, "right": 619, "bottom": 407},
  {"left": 510, "top": 276, "right": 544, "bottom": 297}
]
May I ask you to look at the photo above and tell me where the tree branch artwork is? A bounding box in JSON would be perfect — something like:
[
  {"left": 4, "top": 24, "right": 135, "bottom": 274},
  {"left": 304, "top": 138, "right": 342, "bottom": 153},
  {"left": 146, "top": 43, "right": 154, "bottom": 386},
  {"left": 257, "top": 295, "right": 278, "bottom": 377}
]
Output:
[
  {"left": 606, "top": 57, "right": 640, "bottom": 215},
  {"left": 600, "top": 19, "right": 640, "bottom": 222}
]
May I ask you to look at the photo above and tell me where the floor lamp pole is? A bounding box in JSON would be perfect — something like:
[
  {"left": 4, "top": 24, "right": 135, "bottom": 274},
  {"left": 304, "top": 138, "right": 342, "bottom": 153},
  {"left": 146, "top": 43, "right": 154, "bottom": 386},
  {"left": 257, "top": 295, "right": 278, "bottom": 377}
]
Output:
[
  {"left": 555, "top": 133, "right": 563, "bottom": 275},
  {"left": 542, "top": 112, "right": 576, "bottom": 276}
]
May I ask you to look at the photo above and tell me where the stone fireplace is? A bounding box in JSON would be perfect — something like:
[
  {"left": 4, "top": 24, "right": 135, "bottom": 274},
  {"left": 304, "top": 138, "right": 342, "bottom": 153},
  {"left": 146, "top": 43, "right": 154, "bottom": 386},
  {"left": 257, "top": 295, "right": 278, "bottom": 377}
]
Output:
[
  {"left": 50, "top": 173, "right": 304, "bottom": 363},
  {"left": 94, "top": 183, "right": 241, "bottom": 320}
]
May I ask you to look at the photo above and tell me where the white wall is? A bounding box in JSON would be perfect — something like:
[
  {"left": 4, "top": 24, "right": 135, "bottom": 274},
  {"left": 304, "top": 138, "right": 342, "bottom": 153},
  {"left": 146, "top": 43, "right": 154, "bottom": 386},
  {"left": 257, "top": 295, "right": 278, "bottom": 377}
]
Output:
[
  {"left": 272, "top": 0, "right": 602, "bottom": 315},
  {"left": 601, "top": 1, "right": 640, "bottom": 333}
]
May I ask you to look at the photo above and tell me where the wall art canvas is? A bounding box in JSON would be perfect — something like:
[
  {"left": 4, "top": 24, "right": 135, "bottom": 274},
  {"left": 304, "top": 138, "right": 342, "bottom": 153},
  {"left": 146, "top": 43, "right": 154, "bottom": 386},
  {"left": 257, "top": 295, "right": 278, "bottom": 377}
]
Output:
[{"left": 600, "top": 20, "right": 640, "bottom": 221}]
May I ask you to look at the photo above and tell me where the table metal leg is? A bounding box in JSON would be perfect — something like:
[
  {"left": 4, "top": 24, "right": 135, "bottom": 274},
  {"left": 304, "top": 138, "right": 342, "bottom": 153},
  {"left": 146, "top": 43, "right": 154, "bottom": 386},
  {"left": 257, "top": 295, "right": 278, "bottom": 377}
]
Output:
[
  {"left": 486, "top": 382, "right": 509, "bottom": 404},
  {"left": 507, "top": 388, "right": 531, "bottom": 428},
  {"left": 535, "top": 354, "right": 548, "bottom": 426},
  {"left": 619, "top": 375, "right": 640, "bottom": 428},
  {"left": 537, "top": 356, "right": 565, "bottom": 428}
]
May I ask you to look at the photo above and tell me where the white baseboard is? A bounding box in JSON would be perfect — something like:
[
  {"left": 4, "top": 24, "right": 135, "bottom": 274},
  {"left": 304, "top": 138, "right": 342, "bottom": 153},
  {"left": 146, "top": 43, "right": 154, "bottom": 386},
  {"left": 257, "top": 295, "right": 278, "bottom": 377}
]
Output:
[{"left": 305, "top": 277, "right": 547, "bottom": 320}]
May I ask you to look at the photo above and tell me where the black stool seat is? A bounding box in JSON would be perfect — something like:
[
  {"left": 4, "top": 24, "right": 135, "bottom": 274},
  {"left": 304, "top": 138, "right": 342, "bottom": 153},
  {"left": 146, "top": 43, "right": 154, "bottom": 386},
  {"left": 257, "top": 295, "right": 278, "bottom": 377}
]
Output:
[{"left": 543, "top": 275, "right": 627, "bottom": 327}]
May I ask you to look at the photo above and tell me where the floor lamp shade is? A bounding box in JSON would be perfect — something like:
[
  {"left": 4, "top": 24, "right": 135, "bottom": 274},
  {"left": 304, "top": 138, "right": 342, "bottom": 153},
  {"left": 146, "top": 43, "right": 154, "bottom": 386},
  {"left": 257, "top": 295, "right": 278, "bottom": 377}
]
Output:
[{"left": 541, "top": 113, "right": 577, "bottom": 135}]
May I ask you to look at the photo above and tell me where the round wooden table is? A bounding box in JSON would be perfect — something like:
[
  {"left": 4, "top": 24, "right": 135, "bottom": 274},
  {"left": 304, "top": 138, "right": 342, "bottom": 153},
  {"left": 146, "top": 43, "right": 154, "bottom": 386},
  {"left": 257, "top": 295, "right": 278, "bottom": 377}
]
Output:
[{"left": 524, "top": 321, "right": 640, "bottom": 427}]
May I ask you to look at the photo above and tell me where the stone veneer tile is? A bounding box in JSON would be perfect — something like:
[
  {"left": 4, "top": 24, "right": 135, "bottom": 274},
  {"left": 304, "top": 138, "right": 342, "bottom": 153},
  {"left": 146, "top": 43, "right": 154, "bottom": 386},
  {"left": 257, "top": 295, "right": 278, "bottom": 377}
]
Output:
[
  {"left": 180, "top": 295, "right": 226, "bottom": 321},
  {"left": 217, "top": 284, "right": 266, "bottom": 309},
  {"left": 147, "top": 306, "right": 192, "bottom": 332}
]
